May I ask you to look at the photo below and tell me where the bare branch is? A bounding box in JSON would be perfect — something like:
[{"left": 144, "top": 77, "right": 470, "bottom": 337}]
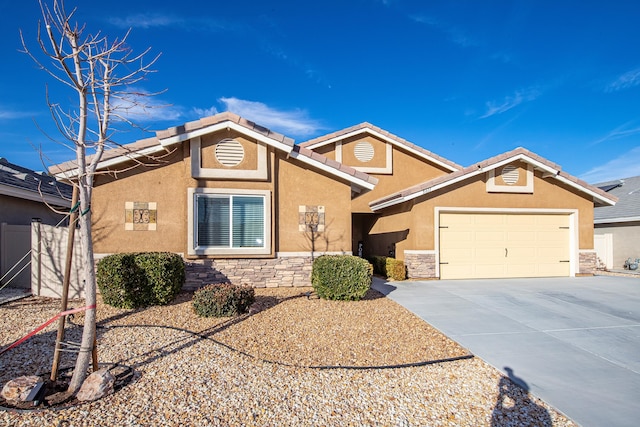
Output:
[{"left": 23, "top": 0, "right": 162, "bottom": 394}]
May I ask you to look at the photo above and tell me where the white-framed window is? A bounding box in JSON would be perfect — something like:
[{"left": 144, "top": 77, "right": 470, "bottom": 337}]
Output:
[{"left": 187, "top": 188, "right": 271, "bottom": 255}]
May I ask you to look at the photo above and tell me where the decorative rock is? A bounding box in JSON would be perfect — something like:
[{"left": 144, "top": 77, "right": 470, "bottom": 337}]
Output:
[
  {"left": 76, "top": 368, "right": 115, "bottom": 402},
  {"left": 1, "top": 375, "right": 41, "bottom": 404}
]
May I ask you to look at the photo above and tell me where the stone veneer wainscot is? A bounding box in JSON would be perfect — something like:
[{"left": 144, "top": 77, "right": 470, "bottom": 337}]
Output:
[{"left": 184, "top": 252, "right": 351, "bottom": 290}]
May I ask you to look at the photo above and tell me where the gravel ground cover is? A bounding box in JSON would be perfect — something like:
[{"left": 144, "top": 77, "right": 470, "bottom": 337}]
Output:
[{"left": 1, "top": 287, "right": 577, "bottom": 426}]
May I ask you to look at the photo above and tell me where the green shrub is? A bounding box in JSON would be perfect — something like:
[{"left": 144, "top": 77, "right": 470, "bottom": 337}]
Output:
[
  {"left": 311, "top": 255, "right": 372, "bottom": 301},
  {"left": 369, "top": 256, "right": 388, "bottom": 276},
  {"left": 135, "top": 252, "right": 185, "bottom": 305},
  {"left": 386, "top": 257, "right": 406, "bottom": 281},
  {"left": 192, "top": 283, "right": 255, "bottom": 317},
  {"left": 97, "top": 252, "right": 185, "bottom": 309}
]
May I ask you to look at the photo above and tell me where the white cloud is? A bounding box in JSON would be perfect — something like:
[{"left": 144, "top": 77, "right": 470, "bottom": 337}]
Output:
[
  {"left": 480, "top": 88, "right": 541, "bottom": 119},
  {"left": 108, "top": 13, "right": 184, "bottom": 29},
  {"left": 218, "top": 98, "right": 324, "bottom": 138},
  {"left": 606, "top": 68, "right": 640, "bottom": 92},
  {"left": 580, "top": 146, "right": 640, "bottom": 184},
  {"left": 193, "top": 106, "right": 219, "bottom": 117},
  {"left": 0, "top": 108, "right": 35, "bottom": 120},
  {"left": 110, "top": 89, "right": 183, "bottom": 123},
  {"left": 107, "top": 14, "right": 227, "bottom": 32},
  {"left": 591, "top": 121, "right": 640, "bottom": 146}
]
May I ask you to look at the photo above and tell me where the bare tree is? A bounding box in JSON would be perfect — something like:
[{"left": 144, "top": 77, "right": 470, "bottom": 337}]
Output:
[{"left": 21, "top": 0, "right": 159, "bottom": 393}]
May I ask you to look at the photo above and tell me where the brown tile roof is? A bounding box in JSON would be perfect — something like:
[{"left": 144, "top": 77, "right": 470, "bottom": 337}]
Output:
[
  {"left": 49, "top": 137, "right": 162, "bottom": 176},
  {"left": 49, "top": 112, "right": 377, "bottom": 189},
  {"left": 300, "top": 122, "right": 463, "bottom": 171},
  {"left": 291, "top": 145, "right": 378, "bottom": 187},
  {"left": 156, "top": 111, "right": 295, "bottom": 147},
  {"left": 370, "top": 147, "right": 617, "bottom": 209}
]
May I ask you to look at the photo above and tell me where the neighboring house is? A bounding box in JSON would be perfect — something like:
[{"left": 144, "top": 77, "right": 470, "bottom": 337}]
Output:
[
  {"left": 593, "top": 176, "right": 640, "bottom": 270},
  {"left": 0, "top": 157, "right": 73, "bottom": 288},
  {"left": 50, "top": 112, "right": 616, "bottom": 287}
]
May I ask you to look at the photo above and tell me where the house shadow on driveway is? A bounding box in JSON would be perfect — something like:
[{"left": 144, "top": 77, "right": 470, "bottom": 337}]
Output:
[{"left": 370, "top": 278, "right": 397, "bottom": 296}]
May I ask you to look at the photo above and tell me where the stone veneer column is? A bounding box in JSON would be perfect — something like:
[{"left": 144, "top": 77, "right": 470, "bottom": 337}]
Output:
[
  {"left": 403, "top": 251, "right": 437, "bottom": 279},
  {"left": 578, "top": 250, "right": 596, "bottom": 275}
]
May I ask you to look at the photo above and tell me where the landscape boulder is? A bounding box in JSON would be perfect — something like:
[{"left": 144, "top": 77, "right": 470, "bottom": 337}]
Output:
[
  {"left": 76, "top": 368, "right": 115, "bottom": 402},
  {"left": 1, "top": 375, "right": 41, "bottom": 404}
]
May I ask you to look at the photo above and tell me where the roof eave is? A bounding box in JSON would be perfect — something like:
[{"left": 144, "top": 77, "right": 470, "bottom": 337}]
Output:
[
  {"left": 595, "top": 216, "right": 640, "bottom": 224},
  {"left": 370, "top": 151, "right": 617, "bottom": 211},
  {"left": 288, "top": 150, "right": 377, "bottom": 192},
  {"left": 0, "top": 183, "right": 71, "bottom": 207},
  {"left": 52, "top": 144, "right": 168, "bottom": 179},
  {"left": 304, "top": 127, "right": 460, "bottom": 172},
  {"left": 157, "top": 121, "right": 295, "bottom": 154}
]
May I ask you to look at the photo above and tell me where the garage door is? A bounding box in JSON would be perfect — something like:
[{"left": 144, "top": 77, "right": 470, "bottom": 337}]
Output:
[{"left": 439, "top": 213, "right": 571, "bottom": 279}]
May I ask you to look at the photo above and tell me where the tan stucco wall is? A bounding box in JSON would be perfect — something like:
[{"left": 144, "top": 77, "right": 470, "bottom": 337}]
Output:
[
  {"left": 276, "top": 152, "right": 352, "bottom": 253},
  {"left": 92, "top": 148, "right": 191, "bottom": 254},
  {"left": 92, "top": 133, "right": 354, "bottom": 258},
  {"left": 313, "top": 144, "right": 335, "bottom": 161},
  {"left": 372, "top": 170, "right": 596, "bottom": 260},
  {"left": 317, "top": 135, "right": 452, "bottom": 213}
]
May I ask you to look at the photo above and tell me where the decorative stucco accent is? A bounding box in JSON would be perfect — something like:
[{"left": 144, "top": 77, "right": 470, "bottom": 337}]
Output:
[
  {"left": 486, "top": 163, "right": 533, "bottom": 193},
  {"left": 124, "top": 201, "right": 157, "bottom": 231},
  {"left": 191, "top": 136, "right": 267, "bottom": 179},
  {"left": 298, "top": 205, "right": 325, "bottom": 232}
]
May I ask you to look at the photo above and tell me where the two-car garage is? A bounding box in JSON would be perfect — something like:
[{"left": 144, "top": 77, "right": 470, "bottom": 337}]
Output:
[
  {"left": 368, "top": 148, "right": 617, "bottom": 281},
  {"left": 438, "top": 212, "right": 573, "bottom": 280}
]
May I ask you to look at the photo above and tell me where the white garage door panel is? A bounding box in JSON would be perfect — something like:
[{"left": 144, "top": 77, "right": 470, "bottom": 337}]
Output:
[{"left": 440, "top": 213, "right": 570, "bottom": 280}]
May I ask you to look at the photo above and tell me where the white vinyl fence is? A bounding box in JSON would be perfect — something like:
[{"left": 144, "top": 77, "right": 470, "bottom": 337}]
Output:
[{"left": 31, "top": 222, "right": 85, "bottom": 299}]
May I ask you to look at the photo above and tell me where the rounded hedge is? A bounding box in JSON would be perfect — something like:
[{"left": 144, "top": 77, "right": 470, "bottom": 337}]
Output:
[
  {"left": 192, "top": 283, "right": 255, "bottom": 317},
  {"left": 311, "top": 255, "right": 372, "bottom": 301},
  {"left": 97, "top": 252, "right": 185, "bottom": 309}
]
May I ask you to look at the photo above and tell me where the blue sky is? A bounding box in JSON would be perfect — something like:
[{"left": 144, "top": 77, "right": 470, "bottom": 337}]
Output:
[{"left": 1, "top": 0, "right": 640, "bottom": 184}]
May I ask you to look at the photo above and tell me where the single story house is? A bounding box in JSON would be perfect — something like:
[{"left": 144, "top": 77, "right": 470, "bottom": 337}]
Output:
[
  {"left": 50, "top": 112, "right": 616, "bottom": 287},
  {"left": 593, "top": 176, "right": 640, "bottom": 269},
  {"left": 1, "top": 157, "right": 73, "bottom": 289}
]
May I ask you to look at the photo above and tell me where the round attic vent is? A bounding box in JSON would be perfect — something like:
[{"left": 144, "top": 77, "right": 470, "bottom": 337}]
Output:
[
  {"left": 354, "top": 141, "right": 375, "bottom": 163},
  {"left": 501, "top": 165, "right": 519, "bottom": 185},
  {"left": 215, "top": 138, "right": 244, "bottom": 167}
]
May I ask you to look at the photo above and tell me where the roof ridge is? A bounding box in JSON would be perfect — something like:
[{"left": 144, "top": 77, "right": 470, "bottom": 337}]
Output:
[{"left": 299, "top": 122, "right": 463, "bottom": 171}]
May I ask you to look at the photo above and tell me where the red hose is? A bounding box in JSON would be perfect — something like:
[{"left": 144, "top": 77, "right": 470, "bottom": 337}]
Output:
[{"left": 0, "top": 304, "right": 96, "bottom": 356}]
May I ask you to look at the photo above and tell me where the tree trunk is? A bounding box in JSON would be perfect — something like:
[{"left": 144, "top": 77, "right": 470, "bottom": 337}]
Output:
[{"left": 67, "top": 179, "right": 97, "bottom": 393}]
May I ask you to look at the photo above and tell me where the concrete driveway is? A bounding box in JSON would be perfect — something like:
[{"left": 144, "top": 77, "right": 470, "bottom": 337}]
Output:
[{"left": 373, "top": 275, "right": 640, "bottom": 427}]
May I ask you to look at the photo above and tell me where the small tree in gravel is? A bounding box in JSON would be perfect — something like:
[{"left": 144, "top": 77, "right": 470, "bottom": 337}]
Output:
[{"left": 21, "top": 0, "right": 159, "bottom": 393}]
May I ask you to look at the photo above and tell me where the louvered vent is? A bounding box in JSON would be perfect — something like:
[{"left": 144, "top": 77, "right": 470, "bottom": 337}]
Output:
[
  {"left": 354, "top": 141, "right": 374, "bottom": 162},
  {"left": 215, "top": 138, "right": 244, "bottom": 167},
  {"left": 501, "top": 165, "right": 519, "bottom": 185}
]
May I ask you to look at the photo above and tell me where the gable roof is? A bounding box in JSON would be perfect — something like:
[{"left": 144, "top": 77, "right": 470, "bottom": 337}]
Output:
[
  {"left": 369, "top": 147, "right": 617, "bottom": 211},
  {"left": 49, "top": 112, "right": 378, "bottom": 191},
  {"left": 300, "top": 122, "right": 462, "bottom": 173},
  {"left": 0, "top": 158, "right": 72, "bottom": 207},
  {"left": 594, "top": 175, "right": 640, "bottom": 224}
]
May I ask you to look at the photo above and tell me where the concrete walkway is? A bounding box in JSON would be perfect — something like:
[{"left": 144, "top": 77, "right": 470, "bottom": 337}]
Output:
[
  {"left": 0, "top": 286, "right": 31, "bottom": 305},
  {"left": 373, "top": 275, "right": 640, "bottom": 427}
]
